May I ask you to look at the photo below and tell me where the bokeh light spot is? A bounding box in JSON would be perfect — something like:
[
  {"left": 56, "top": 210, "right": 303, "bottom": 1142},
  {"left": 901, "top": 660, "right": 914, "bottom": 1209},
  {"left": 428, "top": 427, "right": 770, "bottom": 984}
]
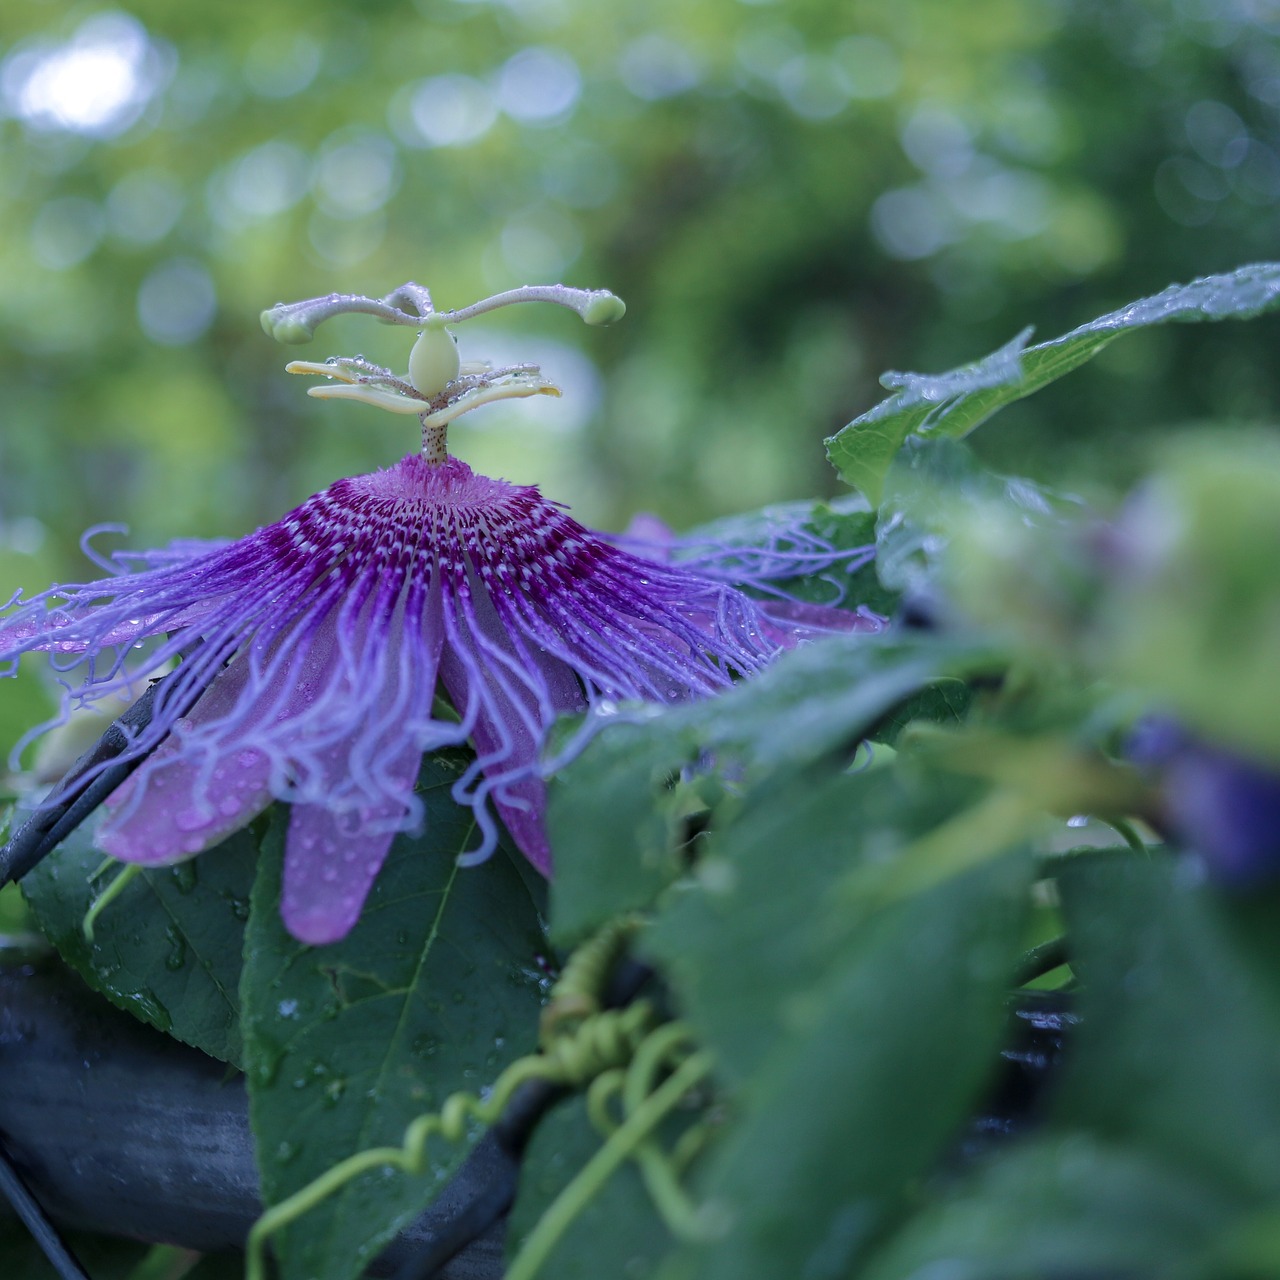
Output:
[
  {"left": 617, "top": 35, "right": 702, "bottom": 100},
  {"left": 30, "top": 197, "right": 104, "bottom": 270},
  {"left": 497, "top": 47, "right": 581, "bottom": 124},
  {"left": 314, "top": 132, "right": 401, "bottom": 219},
  {"left": 136, "top": 258, "right": 217, "bottom": 346},
  {"left": 2, "top": 13, "right": 164, "bottom": 138},
  {"left": 400, "top": 74, "right": 498, "bottom": 147}
]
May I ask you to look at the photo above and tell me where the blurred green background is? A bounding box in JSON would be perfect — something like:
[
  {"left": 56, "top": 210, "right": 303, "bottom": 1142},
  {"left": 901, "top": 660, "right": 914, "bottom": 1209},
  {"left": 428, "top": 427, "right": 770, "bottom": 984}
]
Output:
[{"left": 0, "top": 0, "right": 1278, "bottom": 754}]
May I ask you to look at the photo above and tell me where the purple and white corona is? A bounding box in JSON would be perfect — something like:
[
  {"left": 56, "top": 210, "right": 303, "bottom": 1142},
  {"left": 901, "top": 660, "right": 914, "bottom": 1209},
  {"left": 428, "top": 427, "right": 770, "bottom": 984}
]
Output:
[{"left": 1, "top": 282, "right": 878, "bottom": 944}]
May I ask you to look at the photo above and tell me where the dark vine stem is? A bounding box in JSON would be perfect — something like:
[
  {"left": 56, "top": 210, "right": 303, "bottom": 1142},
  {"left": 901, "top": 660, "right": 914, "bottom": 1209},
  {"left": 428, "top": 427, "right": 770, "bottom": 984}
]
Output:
[
  {"left": 0, "top": 1141, "right": 92, "bottom": 1280},
  {"left": 0, "top": 646, "right": 206, "bottom": 889}
]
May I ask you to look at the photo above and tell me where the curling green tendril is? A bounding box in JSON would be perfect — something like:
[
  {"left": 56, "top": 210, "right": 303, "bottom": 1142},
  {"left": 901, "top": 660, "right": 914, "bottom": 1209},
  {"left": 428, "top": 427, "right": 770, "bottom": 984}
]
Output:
[
  {"left": 505, "top": 1049, "right": 718, "bottom": 1280},
  {"left": 578, "top": 1021, "right": 721, "bottom": 1247},
  {"left": 244, "top": 914, "right": 704, "bottom": 1280}
]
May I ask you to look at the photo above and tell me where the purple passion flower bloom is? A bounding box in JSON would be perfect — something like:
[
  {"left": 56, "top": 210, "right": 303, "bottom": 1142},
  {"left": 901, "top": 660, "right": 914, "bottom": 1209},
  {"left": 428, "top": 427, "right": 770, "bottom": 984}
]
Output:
[{"left": 1, "top": 283, "right": 879, "bottom": 944}]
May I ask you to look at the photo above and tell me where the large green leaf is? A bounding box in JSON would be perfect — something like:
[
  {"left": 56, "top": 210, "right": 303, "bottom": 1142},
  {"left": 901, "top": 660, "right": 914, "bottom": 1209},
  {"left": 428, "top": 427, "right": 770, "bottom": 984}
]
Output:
[
  {"left": 549, "top": 633, "right": 1003, "bottom": 943},
  {"left": 826, "top": 262, "right": 1280, "bottom": 502},
  {"left": 861, "top": 1137, "right": 1240, "bottom": 1280},
  {"left": 1093, "top": 436, "right": 1280, "bottom": 764},
  {"left": 643, "top": 762, "right": 983, "bottom": 1085},
  {"left": 21, "top": 816, "right": 257, "bottom": 1066},
  {"left": 656, "top": 854, "right": 1032, "bottom": 1280},
  {"left": 875, "top": 436, "right": 1081, "bottom": 598},
  {"left": 241, "top": 751, "right": 549, "bottom": 1280},
  {"left": 546, "top": 719, "right": 700, "bottom": 945},
  {"left": 1055, "top": 854, "right": 1280, "bottom": 1201}
]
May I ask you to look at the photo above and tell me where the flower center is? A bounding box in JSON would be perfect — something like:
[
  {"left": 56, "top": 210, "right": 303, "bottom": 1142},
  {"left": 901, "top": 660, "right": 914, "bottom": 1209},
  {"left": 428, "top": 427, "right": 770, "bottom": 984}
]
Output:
[{"left": 262, "top": 282, "right": 625, "bottom": 465}]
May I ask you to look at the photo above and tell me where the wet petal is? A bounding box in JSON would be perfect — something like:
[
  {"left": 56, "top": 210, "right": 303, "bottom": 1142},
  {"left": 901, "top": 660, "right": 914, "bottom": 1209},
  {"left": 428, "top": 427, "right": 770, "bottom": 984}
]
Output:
[
  {"left": 282, "top": 802, "right": 400, "bottom": 946},
  {"left": 99, "top": 660, "right": 275, "bottom": 863}
]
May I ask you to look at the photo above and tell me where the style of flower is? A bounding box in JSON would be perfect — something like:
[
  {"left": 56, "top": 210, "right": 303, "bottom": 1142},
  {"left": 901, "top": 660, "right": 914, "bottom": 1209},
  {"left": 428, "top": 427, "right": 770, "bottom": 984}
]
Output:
[{"left": 1, "top": 282, "right": 879, "bottom": 945}]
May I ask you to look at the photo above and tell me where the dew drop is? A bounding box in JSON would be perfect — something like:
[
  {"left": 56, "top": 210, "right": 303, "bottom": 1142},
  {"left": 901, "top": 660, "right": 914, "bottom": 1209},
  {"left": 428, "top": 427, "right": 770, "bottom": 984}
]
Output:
[
  {"left": 219, "top": 796, "right": 241, "bottom": 818},
  {"left": 163, "top": 931, "right": 187, "bottom": 971},
  {"left": 171, "top": 862, "right": 199, "bottom": 894},
  {"left": 175, "top": 809, "right": 206, "bottom": 833}
]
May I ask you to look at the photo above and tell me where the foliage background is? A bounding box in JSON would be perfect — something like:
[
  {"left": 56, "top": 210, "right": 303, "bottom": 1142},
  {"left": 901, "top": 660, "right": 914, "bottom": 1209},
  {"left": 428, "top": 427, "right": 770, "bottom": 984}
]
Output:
[{"left": 1, "top": 0, "right": 1278, "bottom": 754}]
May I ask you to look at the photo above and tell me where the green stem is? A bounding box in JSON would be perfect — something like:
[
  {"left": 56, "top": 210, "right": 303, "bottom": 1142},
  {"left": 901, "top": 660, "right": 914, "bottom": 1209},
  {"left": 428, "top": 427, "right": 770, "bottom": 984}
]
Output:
[
  {"left": 1103, "top": 817, "right": 1150, "bottom": 858},
  {"left": 1014, "top": 935, "right": 1069, "bottom": 987},
  {"left": 83, "top": 862, "right": 141, "bottom": 942},
  {"left": 635, "top": 1143, "right": 718, "bottom": 1242},
  {"left": 505, "top": 1050, "right": 716, "bottom": 1280}
]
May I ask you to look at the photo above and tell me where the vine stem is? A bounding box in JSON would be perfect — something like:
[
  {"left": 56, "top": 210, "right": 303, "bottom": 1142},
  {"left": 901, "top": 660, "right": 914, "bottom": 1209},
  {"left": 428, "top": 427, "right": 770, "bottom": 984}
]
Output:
[
  {"left": 505, "top": 1050, "right": 716, "bottom": 1280},
  {"left": 1102, "top": 816, "right": 1150, "bottom": 858},
  {"left": 82, "top": 862, "right": 141, "bottom": 942}
]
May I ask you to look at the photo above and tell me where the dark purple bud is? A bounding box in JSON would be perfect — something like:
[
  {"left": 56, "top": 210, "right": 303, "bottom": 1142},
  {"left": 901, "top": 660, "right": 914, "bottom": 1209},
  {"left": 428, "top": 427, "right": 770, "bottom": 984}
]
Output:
[{"left": 1129, "top": 717, "right": 1280, "bottom": 886}]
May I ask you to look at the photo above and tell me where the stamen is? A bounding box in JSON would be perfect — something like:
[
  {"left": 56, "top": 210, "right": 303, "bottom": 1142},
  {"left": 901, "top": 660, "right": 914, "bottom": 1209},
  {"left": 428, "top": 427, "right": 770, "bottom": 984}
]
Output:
[
  {"left": 419, "top": 382, "right": 562, "bottom": 432},
  {"left": 306, "top": 385, "right": 428, "bottom": 415},
  {"left": 267, "top": 280, "right": 624, "bottom": 463}
]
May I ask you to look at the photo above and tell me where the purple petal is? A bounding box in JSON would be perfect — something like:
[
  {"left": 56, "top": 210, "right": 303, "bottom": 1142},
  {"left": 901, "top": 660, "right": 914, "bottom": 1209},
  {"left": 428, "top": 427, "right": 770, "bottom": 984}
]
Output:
[
  {"left": 99, "top": 660, "right": 275, "bottom": 863},
  {"left": 282, "top": 803, "right": 400, "bottom": 946}
]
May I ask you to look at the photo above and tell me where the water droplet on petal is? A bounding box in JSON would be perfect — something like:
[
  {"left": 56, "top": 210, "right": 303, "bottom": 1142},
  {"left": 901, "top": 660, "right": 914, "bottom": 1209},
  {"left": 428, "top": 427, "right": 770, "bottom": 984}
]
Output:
[{"left": 175, "top": 809, "right": 206, "bottom": 833}]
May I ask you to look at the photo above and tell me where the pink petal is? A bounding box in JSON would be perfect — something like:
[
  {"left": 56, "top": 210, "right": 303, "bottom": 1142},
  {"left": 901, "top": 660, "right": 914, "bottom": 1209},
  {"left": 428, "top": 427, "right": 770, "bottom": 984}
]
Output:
[
  {"left": 280, "top": 802, "right": 401, "bottom": 946},
  {"left": 99, "top": 660, "right": 274, "bottom": 864},
  {"left": 758, "top": 595, "right": 884, "bottom": 643}
]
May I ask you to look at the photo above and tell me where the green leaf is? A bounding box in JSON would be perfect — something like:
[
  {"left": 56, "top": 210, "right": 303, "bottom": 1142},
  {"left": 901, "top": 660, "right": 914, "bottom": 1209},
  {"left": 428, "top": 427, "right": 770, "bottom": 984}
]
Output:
[
  {"left": 826, "top": 262, "right": 1280, "bottom": 502},
  {"left": 875, "top": 437, "right": 1079, "bottom": 598},
  {"left": 241, "top": 750, "right": 548, "bottom": 1280},
  {"left": 1094, "top": 436, "right": 1280, "bottom": 764},
  {"left": 549, "top": 633, "right": 1004, "bottom": 943},
  {"left": 861, "top": 1137, "right": 1241, "bottom": 1280},
  {"left": 643, "top": 762, "right": 985, "bottom": 1084},
  {"left": 21, "top": 817, "right": 256, "bottom": 1065},
  {"left": 1055, "top": 853, "right": 1280, "bottom": 1200},
  {"left": 547, "top": 721, "right": 697, "bottom": 944},
  {"left": 656, "top": 854, "right": 1032, "bottom": 1280},
  {"left": 506, "top": 1095, "right": 678, "bottom": 1280}
]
